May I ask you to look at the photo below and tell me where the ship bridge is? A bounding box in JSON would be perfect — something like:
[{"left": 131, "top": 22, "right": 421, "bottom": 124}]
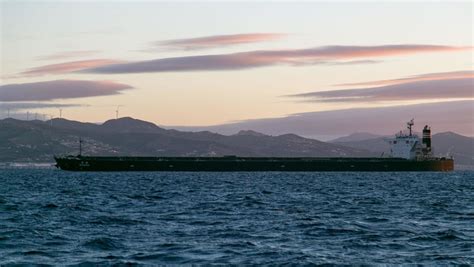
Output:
[{"left": 389, "top": 119, "right": 432, "bottom": 160}]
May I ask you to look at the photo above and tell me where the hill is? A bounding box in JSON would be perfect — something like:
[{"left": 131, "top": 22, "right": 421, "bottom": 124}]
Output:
[{"left": 0, "top": 117, "right": 372, "bottom": 163}]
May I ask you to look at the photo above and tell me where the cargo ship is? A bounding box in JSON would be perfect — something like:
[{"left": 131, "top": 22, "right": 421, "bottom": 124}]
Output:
[{"left": 54, "top": 120, "right": 454, "bottom": 172}]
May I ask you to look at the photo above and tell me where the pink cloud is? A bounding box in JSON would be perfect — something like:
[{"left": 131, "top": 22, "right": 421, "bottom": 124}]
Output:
[
  {"left": 0, "top": 80, "right": 133, "bottom": 101},
  {"left": 36, "top": 50, "right": 100, "bottom": 61},
  {"left": 155, "top": 33, "right": 286, "bottom": 50},
  {"left": 289, "top": 45, "right": 469, "bottom": 59},
  {"left": 21, "top": 59, "right": 125, "bottom": 76},
  {"left": 336, "top": 70, "right": 474, "bottom": 87},
  {"left": 84, "top": 45, "right": 471, "bottom": 74},
  {"left": 289, "top": 76, "right": 473, "bottom": 103}
]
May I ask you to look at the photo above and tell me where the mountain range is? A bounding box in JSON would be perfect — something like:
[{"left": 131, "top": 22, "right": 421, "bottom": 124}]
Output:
[
  {"left": 1, "top": 117, "right": 471, "bottom": 168},
  {"left": 0, "top": 117, "right": 371, "bottom": 163}
]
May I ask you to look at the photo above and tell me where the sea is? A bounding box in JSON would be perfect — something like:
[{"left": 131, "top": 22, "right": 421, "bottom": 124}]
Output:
[{"left": 0, "top": 169, "right": 473, "bottom": 265}]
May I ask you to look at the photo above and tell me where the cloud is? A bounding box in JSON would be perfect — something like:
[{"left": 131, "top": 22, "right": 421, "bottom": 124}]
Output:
[
  {"left": 0, "top": 80, "right": 133, "bottom": 102},
  {"left": 336, "top": 70, "right": 474, "bottom": 87},
  {"left": 289, "top": 77, "right": 473, "bottom": 103},
  {"left": 83, "top": 44, "right": 470, "bottom": 74},
  {"left": 154, "top": 33, "right": 286, "bottom": 50},
  {"left": 172, "top": 100, "right": 474, "bottom": 139},
  {"left": 326, "top": 60, "right": 382, "bottom": 65},
  {"left": 36, "top": 50, "right": 100, "bottom": 61},
  {"left": 288, "top": 59, "right": 382, "bottom": 67},
  {"left": 0, "top": 102, "right": 84, "bottom": 111},
  {"left": 20, "top": 59, "right": 124, "bottom": 76}
]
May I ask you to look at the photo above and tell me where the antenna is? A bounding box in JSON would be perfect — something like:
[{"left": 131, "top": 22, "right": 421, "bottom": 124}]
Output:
[
  {"left": 79, "top": 137, "right": 83, "bottom": 156},
  {"left": 407, "top": 118, "right": 414, "bottom": 136}
]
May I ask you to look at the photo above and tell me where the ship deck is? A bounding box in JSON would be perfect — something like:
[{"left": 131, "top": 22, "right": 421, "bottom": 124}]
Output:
[{"left": 54, "top": 156, "right": 454, "bottom": 172}]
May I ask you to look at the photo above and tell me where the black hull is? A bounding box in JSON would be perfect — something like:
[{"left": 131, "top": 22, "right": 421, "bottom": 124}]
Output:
[{"left": 54, "top": 156, "right": 454, "bottom": 172}]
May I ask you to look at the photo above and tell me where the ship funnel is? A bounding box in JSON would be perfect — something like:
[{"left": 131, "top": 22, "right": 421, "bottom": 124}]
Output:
[{"left": 422, "top": 125, "right": 431, "bottom": 154}]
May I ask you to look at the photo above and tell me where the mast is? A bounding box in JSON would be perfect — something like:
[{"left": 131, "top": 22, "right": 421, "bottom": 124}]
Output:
[
  {"left": 407, "top": 119, "right": 414, "bottom": 136},
  {"left": 79, "top": 138, "right": 83, "bottom": 156}
]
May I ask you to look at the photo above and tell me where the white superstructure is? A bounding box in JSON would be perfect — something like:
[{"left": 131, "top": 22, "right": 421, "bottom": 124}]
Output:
[{"left": 389, "top": 119, "right": 431, "bottom": 160}]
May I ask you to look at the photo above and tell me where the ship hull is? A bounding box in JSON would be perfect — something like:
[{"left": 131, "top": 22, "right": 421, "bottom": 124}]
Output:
[{"left": 54, "top": 156, "right": 454, "bottom": 172}]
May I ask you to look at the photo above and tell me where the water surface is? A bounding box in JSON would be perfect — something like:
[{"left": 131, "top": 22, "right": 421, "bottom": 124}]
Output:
[{"left": 0, "top": 170, "right": 473, "bottom": 265}]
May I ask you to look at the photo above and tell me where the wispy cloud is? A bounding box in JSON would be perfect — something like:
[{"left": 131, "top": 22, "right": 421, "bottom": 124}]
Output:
[
  {"left": 83, "top": 44, "right": 470, "bottom": 74},
  {"left": 336, "top": 70, "right": 474, "bottom": 87},
  {"left": 0, "top": 80, "right": 133, "bottom": 102},
  {"left": 36, "top": 50, "right": 100, "bottom": 61},
  {"left": 0, "top": 102, "right": 83, "bottom": 111},
  {"left": 289, "top": 75, "right": 473, "bottom": 103},
  {"left": 20, "top": 59, "right": 125, "bottom": 77},
  {"left": 154, "top": 33, "right": 286, "bottom": 50}
]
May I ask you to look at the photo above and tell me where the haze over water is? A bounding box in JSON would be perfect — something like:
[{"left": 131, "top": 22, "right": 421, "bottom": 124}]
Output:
[{"left": 1, "top": 169, "right": 472, "bottom": 265}]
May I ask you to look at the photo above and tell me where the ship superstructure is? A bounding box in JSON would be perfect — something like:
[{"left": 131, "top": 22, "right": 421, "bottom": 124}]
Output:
[{"left": 389, "top": 119, "right": 433, "bottom": 160}]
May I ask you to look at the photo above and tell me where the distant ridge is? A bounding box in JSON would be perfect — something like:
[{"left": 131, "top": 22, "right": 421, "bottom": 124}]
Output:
[
  {"left": 47, "top": 117, "right": 165, "bottom": 134},
  {"left": 48, "top": 118, "right": 102, "bottom": 132},
  {"left": 101, "top": 117, "right": 165, "bottom": 133},
  {"left": 234, "top": 130, "right": 268, "bottom": 137},
  {"left": 330, "top": 132, "right": 383, "bottom": 143},
  {"left": 169, "top": 101, "right": 474, "bottom": 139}
]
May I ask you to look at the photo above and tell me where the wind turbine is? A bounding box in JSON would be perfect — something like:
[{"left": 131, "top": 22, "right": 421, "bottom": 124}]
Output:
[{"left": 115, "top": 105, "right": 123, "bottom": 119}]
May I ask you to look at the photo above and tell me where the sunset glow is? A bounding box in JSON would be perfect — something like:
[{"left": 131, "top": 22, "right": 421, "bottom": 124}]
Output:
[{"left": 1, "top": 1, "right": 472, "bottom": 136}]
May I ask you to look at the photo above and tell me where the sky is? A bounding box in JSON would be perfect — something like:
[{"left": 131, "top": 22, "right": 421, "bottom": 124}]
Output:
[{"left": 1, "top": 1, "right": 473, "bottom": 137}]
